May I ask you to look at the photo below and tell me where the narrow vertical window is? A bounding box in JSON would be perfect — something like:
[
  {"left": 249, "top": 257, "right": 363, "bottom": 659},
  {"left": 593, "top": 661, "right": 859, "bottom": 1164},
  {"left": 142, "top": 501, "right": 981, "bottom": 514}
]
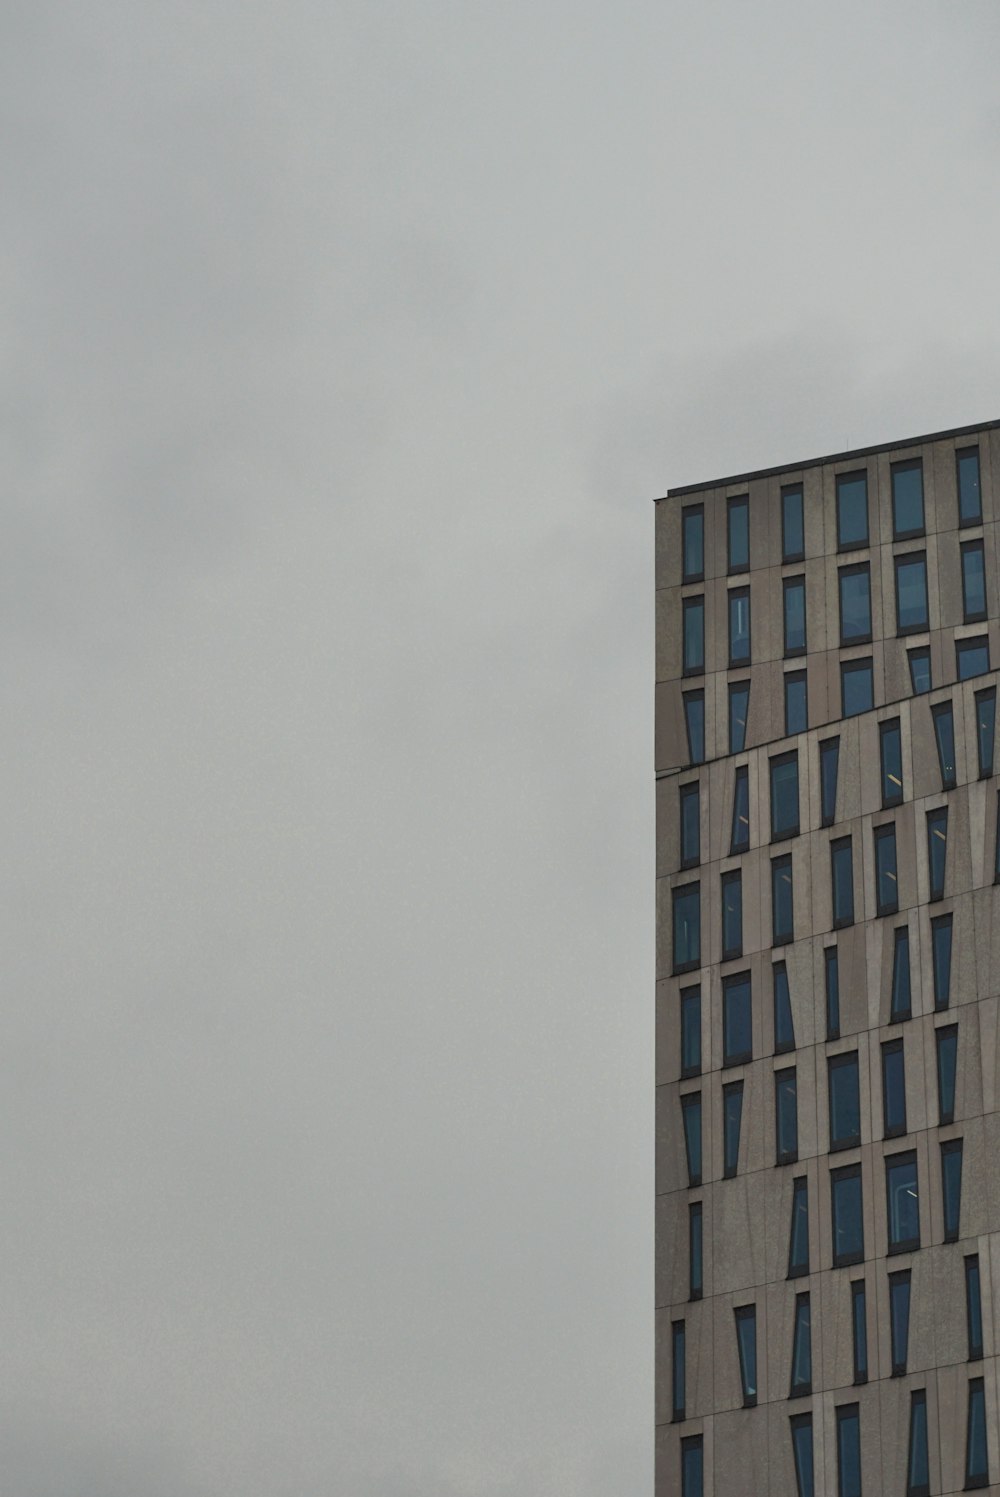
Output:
[
  {"left": 784, "top": 670, "right": 808, "bottom": 736},
  {"left": 783, "top": 575, "right": 807, "bottom": 655},
  {"left": 728, "top": 680, "right": 750, "bottom": 754},
  {"left": 770, "top": 751, "right": 800, "bottom": 840},
  {"left": 820, "top": 736, "right": 840, "bottom": 827},
  {"left": 683, "top": 690, "right": 705, "bottom": 765},
  {"left": 835, "top": 1403, "right": 862, "bottom": 1497},
  {"left": 771, "top": 854, "right": 794, "bottom": 946},
  {"left": 850, "top": 1280, "right": 868, "bottom": 1384},
  {"left": 727, "top": 494, "right": 749, "bottom": 572},
  {"left": 679, "top": 782, "right": 700, "bottom": 869},
  {"left": 841, "top": 658, "right": 874, "bottom": 718},
  {"left": 886, "top": 1151, "right": 920, "bottom": 1253},
  {"left": 825, "top": 944, "right": 841, "bottom": 1041},
  {"left": 728, "top": 585, "right": 751, "bottom": 667},
  {"left": 775, "top": 1067, "right": 798, "bottom": 1165},
  {"left": 672, "top": 883, "right": 701, "bottom": 973},
  {"left": 831, "top": 836, "right": 855, "bottom": 928},
  {"left": 965, "top": 1255, "right": 984, "bottom": 1361},
  {"left": 961, "top": 538, "right": 987, "bottom": 622},
  {"left": 782, "top": 483, "right": 805, "bottom": 561},
  {"left": 931, "top": 701, "right": 957, "bottom": 789},
  {"left": 688, "top": 1201, "right": 703, "bottom": 1301},
  {"left": 681, "top": 504, "right": 704, "bottom": 582},
  {"left": 773, "top": 962, "right": 795, "bottom": 1053},
  {"left": 957, "top": 446, "right": 982, "bottom": 526},
  {"left": 957, "top": 635, "right": 990, "bottom": 680},
  {"left": 906, "top": 1389, "right": 930, "bottom": 1497},
  {"left": 892, "top": 458, "right": 925, "bottom": 538},
  {"left": 680, "top": 1092, "right": 702, "bottom": 1187},
  {"left": 730, "top": 765, "right": 750, "bottom": 854},
  {"left": 936, "top": 1024, "right": 958, "bottom": 1125},
  {"left": 671, "top": 1320, "right": 686, "bottom": 1421},
  {"left": 965, "top": 1377, "right": 989, "bottom": 1489},
  {"left": 722, "top": 972, "right": 751, "bottom": 1065},
  {"left": 889, "top": 1269, "right": 912, "bottom": 1375},
  {"left": 941, "top": 1138, "right": 963, "bottom": 1243},
  {"left": 828, "top": 1052, "right": 861, "bottom": 1150},
  {"left": 722, "top": 1080, "right": 744, "bottom": 1179},
  {"left": 680, "top": 1436, "right": 703, "bottom": 1497},
  {"left": 975, "top": 687, "right": 996, "bottom": 777},
  {"left": 890, "top": 927, "right": 912, "bottom": 1021},
  {"left": 788, "top": 1176, "right": 810, "bottom": 1277},
  {"left": 996, "top": 791, "right": 1000, "bottom": 883},
  {"left": 874, "top": 824, "right": 899, "bottom": 916},
  {"left": 881, "top": 1038, "right": 907, "bottom": 1139},
  {"left": 931, "top": 914, "right": 953, "bottom": 1008},
  {"left": 836, "top": 471, "right": 869, "bottom": 550},
  {"left": 734, "top": 1304, "right": 757, "bottom": 1406},
  {"left": 927, "top": 808, "right": 949, "bottom": 902},
  {"left": 895, "top": 552, "right": 929, "bottom": 633},
  {"left": 831, "top": 1162, "right": 864, "bottom": 1267},
  {"left": 908, "top": 646, "right": 932, "bottom": 695},
  {"left": 680, "top": 985, "right": 701, "bottom": 1078},
  {"left": 879, "top": 719, "right": 903, "bottom": 807},
  {"left": 790, "top": 1413, "right": 814, "bottom": 1497},
  {"left": 721, "top": 870, "right": 743, "bottom": 961},
  {"left": 839, "top": 563, "right": 872, "bottom": 644},
  {"left": 789, "top": 1292, "right": 812, "bottom": 1396},
  {"left": 682, "top": 596, "right": 705, "bottom": 675}
]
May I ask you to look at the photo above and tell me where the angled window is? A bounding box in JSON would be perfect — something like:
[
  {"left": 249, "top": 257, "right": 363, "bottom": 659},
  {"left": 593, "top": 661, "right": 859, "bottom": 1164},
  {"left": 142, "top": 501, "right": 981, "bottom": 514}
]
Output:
[
  {"left": 931, "top": 701, "right": 957, "bottom": 789},
  {"left": 679, "top": 782, "right": 700, "bottom": 869},
  {"left": 681, "top": 1436, "right": 703, "bottom": 1497},
  {"left": 975, "top": 687, "right": 996, "bottom": 777},
  {"left": 775, "top": 1067, "right": 798, "bottom": 1165},
  {"left": 957, "top": 446, "right": 982, "bottom": 526},
  {"left": 727, "top": 494, "right": 749, "bottom": 572},
  {"left": 957, "top": 635, "right": 990, "bottom": 681},
  {"left": 942, "top": 1138, "right": 963, "bottom": 1243},
  {"left": 672, "top": 883, "right": 700, "bottom": 973},
  {"left": 820, "top": 736, "right": 840, "bottom": 827},
  {"left": 680, "top": 1092, "right": 702, "bottom": 1186},
  {"left": 839, "top": 563, "right": 872, "bottom": 645},
  {"left": 829, "top": 1052, "right": 861, "bottom": 1151},
  {"left": 728, "top": 680, "right": 750, "bottom": 754},
  {"left": 770, "top": 751, "right": 800, "bottom": 840},
  {"left": 906, "top": 1389, "right": 930, "bottom": 1497},
  {"left": 825, "top": 944, "right": 841, "bottom": 1041},
  {"left": 784, "top": 575, "right": 807, "bottom": 655},
  {"left": 772, "top": 854, "right": 794, "bottom": 946},
  {"left": 773, "top": 961, "right": 795, "bottom": 1053},
  {"left": 788, "top": 1176, "right": 809, "bottom": 1277},
  {"left": 682, "top": 596, "right": 705, "bottom": 675},
  {"left": 892, "top": 458, "right": 925, "bottom": 539},
  {"left": 931, "top": 913, "right": 953, "bottom": 1008},
  {"left": 882, "top": 1038, "right": 907, "bottom": 1138},
  {"left": 784, "top": 670, "right": 808, "bottom": 737},
  {"left": 895, "top": 551, "right": 929, "bottom": 633},
  {"left": 908, "top": 645, "right": 932, "bottom": 695},
  {"left": 734, "top": 1304, "right": 757, "bottom": 1406},
  {"left": 836, "top": 471, "right": 869, "bottom": 550},
  {"left": 836, "top": 1403, "right": 861, "bottom": 1497},
  {"left": 730, "top": 766, "right": 750, "bottom": 854},
  {"left": 965, "top": 1377, "right": 989, "bottom": 1490},
  {"left": 683, "top": 690, "right": 705, "bottom": 765},
  {"left": 831, "top": 836, "right": 855, "bottom": 928},
  {"left": 688, "top": 1200, "right": 703, "bottom": 1300},
  {"left": 671, "top": 1320, "right": 686, "bottom": 1421},
  {"left": 782, "top": 484, "right": 805, "bottom": 562},
  {"left": 886, "top": 1150, "right": 920, "bottom": 1253},
  {"left": 681, "top": 504, "right": 704, "bottom": 582},
  {"left": 680, "top": 985, "right": 701, "bottom": 1078},
  {"left": 789, "top": 1292, "right": 812, "bottom": 1397},
  {"left": 831, "top": 1162, "right": 864, "bottom": 1266},
  {"left": 722, "top": 972, "right": 751, "bottom": 1065},
  {"left": 874, "top": 823, "right": 899, "bottom": 916},
  {"left": 965, "top": 1255, "right": 984, "bottom": 1361},
  {"left": 889, "top": 1269, "right": 912, "bottom": 1375},
  {"left": 936, "top": 1024, "right": 958, "bottom": 1126},
  {"left": 841, "top": 658, "right": 874, "bottom": 718},
  {"left": 927, "top": 808, "right": 948, "bottom": 902},
  {"left": 790, "top": 1413, "right": 814, "bottom": 1497},
  {"left": 728, "top": 585, "right": 751, "bottom": 667},
  {"left": 722, "top": 1079, "right": 744, "bottom": 1179},
  {"left": 721, "top": 870, "right": 743, "bottom": 960},
  {"left": 962, "top": 539, "right": 987, "bottom": 622},
  {"left": 890, "top": 927, "right": 912, "bottom": 1022},
  {"left": 879, "top": 719, "right": 903, "bottom": 807},
  {"left": 850, "top": 1279, "right": 868, "bottom": 1384}
]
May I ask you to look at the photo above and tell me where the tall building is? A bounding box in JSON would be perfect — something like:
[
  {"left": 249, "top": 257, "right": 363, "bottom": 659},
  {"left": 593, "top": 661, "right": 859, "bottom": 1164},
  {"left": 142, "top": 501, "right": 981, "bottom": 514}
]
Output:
[{"left": 655, "top": 421, "right": 1000, "bottom": 1497}]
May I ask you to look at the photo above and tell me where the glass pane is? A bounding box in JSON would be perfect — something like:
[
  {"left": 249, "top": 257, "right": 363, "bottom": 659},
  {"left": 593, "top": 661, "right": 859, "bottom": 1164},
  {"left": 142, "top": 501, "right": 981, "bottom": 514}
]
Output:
[
  {"left": 837, "top": 473, "right": 868, "bottom": 549},
  {"left": 723, "top": 1082, "right": 744, "bottom": 1177},
  {"left": 729, "top": 682, "right": 750, "bottom": 754},
  {"left": 688, "top": 1203, "right": 703, "bottom": 1299},
  {"left": 680, "top": 986, "right": 701, "bottom": 1077},
  {"left": 776, "top": 1070, "right": 798, "bottom": 1163},
  {"left": 735, "top": 1306, "right": 757, "bottom": 1402},
  {"left": 942, "top": 1141, "right": 963, "bottom": 1240},
  {"left": 684, "top": 692, "right": 705, "bottom": 764},
  {"left": 730, "top": 767, "right": 750, "bottom": 853},
  {"left": 832, "top": 1168, "right": 864, "bottom": 1265},
  {"left": 673, "top": 884, "right": 700, "bottom": 971},
  {"left": 681, "top": 1094, "right": 702, "bottom": 1185},
  {"left": 825, "top": 945, "right": 840, "bottom": 1039},
  {"left": 839, "top": 567, "right": 871, "bottom": 643},
  {"left": 836, "top": 1404, "right": 861, "bottom": 1497},
  {"left": 682, "top": 507, "right": 704, "bottom": 580},
  {"left": 820, "top": 737, "right": 840, "bottom": 826},
  {"left": 783, "top": 486, "right": 804, "bottom": 559},
  {"left": 829, "top": 1055, "right": 860, "bottom": 1148},
  {"left": 892, "top": 461, "right": 924, "bottom": 536},
  {"left": 908, "top": 647, "right": 932, "bottom": 695},
  {"left": 729, "top": 587, "right": 750, "bottom": 664},
  {"left": 772, "top": 856, "right": 794, "bottom": 944},
  {"left": 773, "top": 962, "right": 795, "bottom": 1052},
  {"left": 936, "top": 1027, "right": 957, "bottom": 1125},
  {"left": 890, "top": 1272, "right": 911, "bottom": 1373},
  {"left": 722, "top": 871, "right": 743, "bottom": 959},
  {"left": 976, "top": 690, "right": 996, "bottom": 777},
  {"left": 966, "top": 1379, "right": 988, "bottom": 1487},
  {"left": 791, "top": 1417, "right": 814, "bottom": 1497},
  {"left": 784, "top": 578, "right": 806, "bottom": 653},
  {"left": 841, "top": 660, "right": 873, "bottom": 718},
  {"left": 907, "top": 1392, "right": 929, "bottom": 1492},
  {"left": 723, "top": 973, "right": 751, "bottom": 1062},
  {"left": 681, "top": 1438, "right": 703, "bottom": 1497},
  {"left": 683, "top": 597, "right": 705, "bottom": 673},
  {"left": 672, "top": 1321, "right": 685, "bottom": 1417},
  {"left": 927, "top": 810, "right": 948, "bottom": 900},
  {"left": 932, "top": 915, "right": 953, "bottom": 1008},
  {"left": 882, "top": 1042, "right": 907, "bottom": 1136},
  {"left": 680, "top": 784, "right": 700, "bottom": 866},
  {"left": 788, "top": 1178, "right": 809, "bottom": 1276},
  {"left": 957, "top": 637, "right": 990, "bottom": 680},
  {"left": 790, "top": 1295, "right": 811, "bottom": 1394},
  {"left": 831, "top": 839, "right": 854, "bottom": 926},
  {"left": 785, "top": 673, "right": 808, "bottom": 736},
  {"left": 875, "top": 827, "right": 898, "bottom": 914},
  {"left": 851, "top": 1282, "right": 867, "bottom": 1382},
  {"left": 880, "top": 720, "right": 903, "bottom": 805},
  {"left": 932, "top": 704, "right": 956, "bottom": 788},
  {"left": 890, "top": 927, "right": 912, "bottom": 1021},
  {"left": 771, "top": 754, "right": 799, "bottom": 839},
  {"left": 728, "top": 496, "right": 749, "bottom": 570},
  {"left": 966, "top": 1256, "right": 984, "bottom": 1360},
  {"left": 957, "top": 447, "right": 982, "bottom": 525},
  {"left": 963, "top": 541, "right": 987, "bottom": 619},
  {"left": 886, "top": 1153, "right": 919, "bottom": 1250},
  {"left": 896, "top": 554, "right": 929, "bottom": 631}
]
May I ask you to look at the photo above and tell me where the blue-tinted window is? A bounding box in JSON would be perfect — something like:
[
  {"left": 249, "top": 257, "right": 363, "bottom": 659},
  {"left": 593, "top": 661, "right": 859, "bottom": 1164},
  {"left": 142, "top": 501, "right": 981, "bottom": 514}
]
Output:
[
  {"left": 976, "top": 688, "right": 996, "bottom": 777},
  {"left": 957, "top": 446, "right": 982, "bottom": 526},
  {"left": 936, "top": 1024, "right": 958, "bottom": 1126},
  {"left": 880, "top": 719, "right": 903, "bottom": 807},
  {"left": 681, "top": 1436, "right": 703, "bottom": 1497},
  {"left": 683, "top": 596, "right": 705, "bottom": 674},
  {"left": 730, "top": 766, "right": 750, "bottom": 854},
  {"left": 784, "top": 576, "right": 807, "bottom": 655},
  {"left": 942, "top": 1138, "right": 963, "bottom": 1243},
  {"left": 825, "top": 945, "right": 841, "bottom": 1040},
  {"left": 723, "top": 1080, "right": 744, "bottom": 1179},
  {"left": 931, "top": 914, "right": 953, "bottom": 1008},
  {"left": 773, "top": 961, "right": 795, "bottom": 1053},
  {"left": 673, "top": 883, "right": 700, "bottom": 973},
  {"left": 788, "top": 1176, "right": 809, "bottom": 1277},
  {"left": 906, "top": 1390, "right": 929, "bottom": 1497},
  {"left": 688, "top": 1201, "right": 703, "bottom": 1300},
  {"left": 790, "top": 1414, "right": 814, "bottom": 1497},
  {"left": 874, "top": 824, "right": 898, "bottom": 915},
  {"left": 735, "top": 1304, "right": 757, "bottom": 1405},
  {"left": 839, "top": 564, "right": 872, "bottom": 645},
  {"left": 962, "top": 539, "right": 987, "bottom": 622},
  {"left": 886, "top": 1151, "right": 920, "bottom": 1253},
  {"left": 682, "top": 505, "right": 704, "bottom": 582},
  {"left": 721, "top": 870, "right": 743, "bottom": 960},
  {"left": 882, "top": 1038, "right": 907, "bottom": 1138},
  {"left": 820, "top": 736, "right": 840, "bottom": 826},
  {"left": 789, "top": 1292, "right": 811, "bottom": 1396},
  {"left": 728, "top": 586, "right": 751, "bottom": 666},
  {"left": 908, "top": 646, "right": 932, "bottom": 695},
  {"left": 772, "top": 854, "right": 794, "bottom": 946},
  {"left": 722, "top": 972, "right": 751, "bottom": 1065},
  {"left": 671, "top": 1320, "right": 685, "bottom": 1420},
  {"left": 770, "top": 752, "right": 799, "bottom": 840},
  {"left": 782, "top": 484, "right": 805, "bottom": 561},
  {"left": 927, "top": 808, "right": 948, "bottom": 901},
  {"left": 728, "top": 495, "right": 749, "bottom": 572},
  {"left": 680, "top": 985, "right": 701, "bottom": 1078},
  {"left": 851, "top": 1280, "right": 868, "bottom": 1384},
  {"left": 836, "top": 1403, "right": 862, "bottom": 1497},
  {"left": 683, "top": 690, "right": 705, "bottom": 765},
  {"left": 831, "top": 1163, "right": 864, "bottom": 1267},
  {"left": 836, "top": 472, "right": 869, "bottom": 550},
  {"left": 965, "top": 1378, "right": 988, "bottom": 1489},
  {"left": 890, "top": 1269, "right": 912, "bottom": 1375},
  {"left": 729, "top": 680, "right": 750, "bottom": 754},
  {"left": 890, "top": 927, "right": 912, "bottom": 1022},
  {"left": 784, "top": 671, "right": 808, "bottom": 737},
  {"left": 831, "top": 837, "right": 855, "bottom": 928},
  {"left": 829, "top": 1052, "right": 861, "bottom": 1150},
  {"left": 775, "top": 1067, "right": 798, "bottom": 1165},
  {"left": 957, "top": 635, "right": 990, "bottom": 680},
  {"left": 841, "top": 658, "right": 874, "bottom": 718},
  {"left": 681, "top": 1092, "right": 702, "bottom": 1187},
  {"left": 892, "top": 459, "right": 925, "bottom": 538},
  {"left": 679, "top": 782, "right": 700, "bottom": 869},
  {"left": 895, "top": 552, "right": 929, "bottom": 633},
  {"left": 931, "top": 702, "right": 957, "bottom": 789},
  {"left": 966, "top": 1255, "right": 984, "bottom": 1361}
]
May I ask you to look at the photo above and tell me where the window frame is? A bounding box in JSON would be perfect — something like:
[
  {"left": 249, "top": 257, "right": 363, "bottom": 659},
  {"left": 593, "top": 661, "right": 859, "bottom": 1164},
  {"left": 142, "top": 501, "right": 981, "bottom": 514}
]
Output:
[
  {"left": 680, "top": 1091, "right": 702, "bottom": 1187},
  {"left": 828, "top": 1051, "right": 861, "bottom": 1152},
  {"left": 831, "top": 835, "right": 855, "bottom": 929},
  {"left": 965, "top": 1254, "right": 984, "bottom": 1362},
  {"left": 894, "top": 549, "right": 930, "bottom": 635},
  {"left": 956, "top": 445, "right": 982, "bottom": 527},
  {"left": 722, "top": 1078, "right": 744, "bottom": 1179},
  {"left": 771, "top": 853, "right": 794, "bottom": 947},
  {"left": 841, "top": 657, "right": 874, "bottom": 719},
  {"left": 908, "top": 645, "right": 932, "bottom": 696},
  {"left": 825, "top": 944, "right": 841, "bottom": 1041},
  {"left": 727, "top": 493, "right": 750, "bottom": 574},
  {"left": 961, "top": 537, "right": 988, "bottom": 624},
  {"left": 671, "top": 1319, "right": 686, "bottom": 1422},
  {"left": 721, "top": 868, "right": 743, "bottom": 962},
  {"left": 941, "top": 1137, "right": 963, "bottom": 1244},
  {"left": 770, "top": 749, "right": 800, "bottom": 842},
  {"left": 890, "top": 926, "right": 912, "bottom": 1022},
  {"left": 891, "top": 457, "right": 925, "bottom": 540},
  {"left": 906, "top": 1388, "right": 930, "bottom": 1497},
  {"left": 680, "top": 1435, "right": 703, "bottom": 1497},
  {"left": 789, "top": 1291, "right": 812, "bottom": 1398},
  {"left": 879, "top": 718, "right": 903, "bottom": 808},
  {"left": 728, "top": 584, "right": 751, "bottom": 668},
  {"left": 728, "top": 679, "right": 750, "bottom": 755},
  {"left": 885, "top": 1149, "right": 920, "bottom": 1255},
  {"left": 788, "top": 1175, "right": 809, "bottom": 1278},
  {"left": 730, "top": 765, "right": 750, "bottom": 854},
  {"left": 782, "top": 483, "right": 805, "bottom": 563},
  {"left": 965, "top": 1376, "right": 989, "bottom": 1490},
  {"left": 836, "top": 470, "right": 869, "bottom": 552},
  {"left": 838, "top": 561, "right": 872, "bottom": 647},
  {"left": 679, "top": 781, "right": 701, "bottom": 870},
  {"left": 784, "top": 669, "right": 808, "bottom": 737},
  {"left": 957, "top": 635, "right": 990, "bottom": 681},
  {"left": 835, "top": 1402, "right": 862, "bottom": 1497},
  {"left": 874, "top": 822, "right": 899, "bottom": 916},
  {"left": 721, "top": 971, "right": 751, "bottom": 1066},
  {"left": 682, "top": 594, "right": 706, "bottom": 676},
  {"left": 783, "top": 574, "right": 807, "bottom": 657},
  {"left": 881, "top": 1037, "right": 907, "bottom": 1140},
  {"left": 775, "top": 1066, "right": 799, "bottom": 1166},
  {"left": 931, "top": 913, "right": 953, "bottom": 1009},
  {"left": 936, "top": 1023, "right": 958, "bottom": 1127},
  {"left": 820, "top": 736, "right": 840, "bottom": 827},
  {"left": 831, "top": 1161, "right": 865, "bottom": 1268},
  {"left": 734, "top": 1303, "right": 758, "bottom": 1407},
  {"left": 681, "top": 503, "right": 705, "bottom": 583},
  {"left": 672, "top": 881, "right": 701, "bottom": 975},
  {"left": 682, "top": 689, "right": 705, "bottom": 765},
  {"left": 931, "top": 700, "right": 957, "bottom": 790},
  {"left": 889, "top": 1267, "right": 912, "bottom": 1376},
  {"left": 680, "top": 984, "right": 701, "bottom": 1079},
  {"left": 927, "top": 807, "right": 949, "bottom": 902},
  {"left": 975, "top": 687, "right": 996, "bottom": 778},
  {"left": 773, "top": 960, "right": 795, "bottom": 1054},
  {"left": 688, "top": 1200, "right": 703, "bottom": 1301},
  {"left": 850, "top": 1279, "right": 868, "bottom": 1385},
  {"left": 790, "top": 1412, "right": 814, "bottom": 1497}
]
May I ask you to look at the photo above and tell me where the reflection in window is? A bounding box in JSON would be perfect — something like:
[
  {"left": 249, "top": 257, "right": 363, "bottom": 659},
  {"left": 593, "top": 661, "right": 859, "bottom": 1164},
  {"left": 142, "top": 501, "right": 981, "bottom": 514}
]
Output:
[
  {"left": 673, "top": 883, "right": 701, "bottom": 972},
  {"left": 681, "top": 1436, "right": 703, "bottom": 1497},
  {"left": 721, "top": 870, "right": 743, "bottom": 961},
  {"left": 789, "top": 1292, "right": 811, "bottom": 1397},
  {"left": 882, "top": 1038, "right": 907, "bottom": 1139},
  {"left": 841, "top": 658, "right": 874, "bottom": 718},
  {"left": 890, "top": 927, "right": 912, "bottom": 1022},
  {"left": 722, "top": 972, "right": 751, "bottom": 1065},
  {"left": 788, "top": 1176, "right": 809, "bottom": 1277},
  {"left": 683, "top": 690, "right": 705, "bottom": 765},
  {"left": 931, "top": 701, "right": 957, "bottom": 789},
  {"left": 965, "top": 1377, "right": 989, "bottom": 1490},
  {"left": 735, "top": 1304, "right": 757, "bottom": 1406},
  {"left": 828, "top": 1052, "right": 861, "bottom": 1150},
  {"left": 895, "top": 552, "right": 929, "bottom": 633},
  {"left": 728, "top": 586, "right": 751, "bottom": 666},
  {"left": 728, "top": 494, "right": 749, "bottom": 572},
  {"left": 682, "top": 596, "right": 705, "bottom": 674},
  {"left": 680, "top": 985, "right": 701, "bottom": 1078},
  {"left": 831, "top": 1163, "right": 864, "bottom": 1267},
  {"left": 681, "top": 505, "right": 704, "bottom": 582},
  {"left": 773, "top": 962, "right": 795, "bottom": 1053},
  {"left": 671, "top": 1320, "right": 686, "bottom": 1421},
  {"left": 775, "top": 1067, "right": 798, "bottom": 1165},
  {"left": 836, "top": 1403, "right": 861, "bottom": 1497},
  {"left": 908, "top": 646, "right": 932, "bottom": 695},
  {"left": 831, "top": 836, "right": 855, "bottom": 928},
  {"left": 880, "top": 719, "right": 903, "bottom": 806},
  {"left": 784, "top": 576, "right": 806, "bottom": 655},
  {"left": 770, "top": 752, "right": 800, "bottom": 840},
  {"left": 886, "top": 1151, "right": 920, "bottom": 1253},
  {"left": 942, "top": 1138, "right": 963, "bottom": 1243},
  {"left": 782, "top": 484, "right": 805, "bottom": 561},
  {"left": 730, "top": 766, "right": 750, "bottom": 854},
  {"left": 836, "top": 472, "right": 868, "bottom": 550},
  {"left": 688, "top": 1201, "right": 703, "bottom": 1300},
  {"left": 723, "top": 1080, "right": 744, "bottom": 1179},
  {"left": 820, "top": 737, "right": 840, "bottom": 827},
  {"left": 825, "top": 945, "right": 841, "bottom": 1041},
  {"left": 957, "top": 446, "right": 982, "bottom": 526},
  {"left": 889, "top": 1269, "right": 912, "bottom": 1375},
  {"left": 892, "top": 459, "right": 925, "bottom": 537},
  {"left": 976, "top": 688, "right": 996, "bottom": 777},
  {"left": 906, "top": 1389, "right": 929, "bottom": 1497},
  {"left": 729, "top": 680, "right": 750, "bottom": 754},
  {"left": 772, "top": 854, "right": 794, "bottom": 946},
  {"left": 681, "top": 1092, "right": 702, "bottom": 1187},
  {"left": 957, "top": 635, "right": 990, "bottom": 680},
  {"left": 927, "top": 808, "right": 948, "bottom": 901},
  {"left": 839, "top": 564, "right": 872, "bottom": 645},
  {"left": 965, "top": 1255, "right": 984, "bottom": 1361},
  {"left": 850, "top": 1280, "right": 868, "bottom": 1384},
  {"left": 784, "top": 671, "right": 808, "bottom": 737},
  {"left": 962, "top": 539, "right": 987, "bottom": 622},
  {"left": 936, "top": 1024, "right": 958, "bottom": 1126},
  {"left": 874, "top": 823, "right": 898, "bottom": 916},
  {"left": 679, "top": 782, "right": 700, "bottom": 869},
  {"left": 931, "top": 913, "right": 953, "bottom": 1009},
  {"left": 790, "top": 1413, "right": 814, "bottom": 1497}
]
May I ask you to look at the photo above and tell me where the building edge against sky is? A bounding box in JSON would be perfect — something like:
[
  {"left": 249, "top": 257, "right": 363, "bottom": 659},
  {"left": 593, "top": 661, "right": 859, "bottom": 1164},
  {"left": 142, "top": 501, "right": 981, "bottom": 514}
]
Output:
[{"left": 655, "top": 419, "right": 1000, "bottom": 1497}]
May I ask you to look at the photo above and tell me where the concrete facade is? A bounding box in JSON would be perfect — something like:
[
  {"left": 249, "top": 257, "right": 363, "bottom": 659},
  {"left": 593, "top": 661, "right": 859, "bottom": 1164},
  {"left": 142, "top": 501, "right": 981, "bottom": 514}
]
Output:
[{"left": 656, "top": 420, "right": 1000, "bottom": 1496}]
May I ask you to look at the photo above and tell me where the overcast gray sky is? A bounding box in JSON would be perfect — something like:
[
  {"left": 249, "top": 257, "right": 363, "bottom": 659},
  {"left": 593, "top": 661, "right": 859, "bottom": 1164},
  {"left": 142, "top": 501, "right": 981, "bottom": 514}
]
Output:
[{"left": 3, "top": 3, "right": 1000, "bottom": 1493}]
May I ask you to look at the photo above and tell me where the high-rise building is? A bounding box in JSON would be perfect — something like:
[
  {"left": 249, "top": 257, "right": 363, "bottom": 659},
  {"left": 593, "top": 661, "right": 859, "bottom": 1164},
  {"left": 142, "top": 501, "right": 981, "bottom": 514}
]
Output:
[{"left": 655, "top": 420, "right": 1000, "bottom": 1497}]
